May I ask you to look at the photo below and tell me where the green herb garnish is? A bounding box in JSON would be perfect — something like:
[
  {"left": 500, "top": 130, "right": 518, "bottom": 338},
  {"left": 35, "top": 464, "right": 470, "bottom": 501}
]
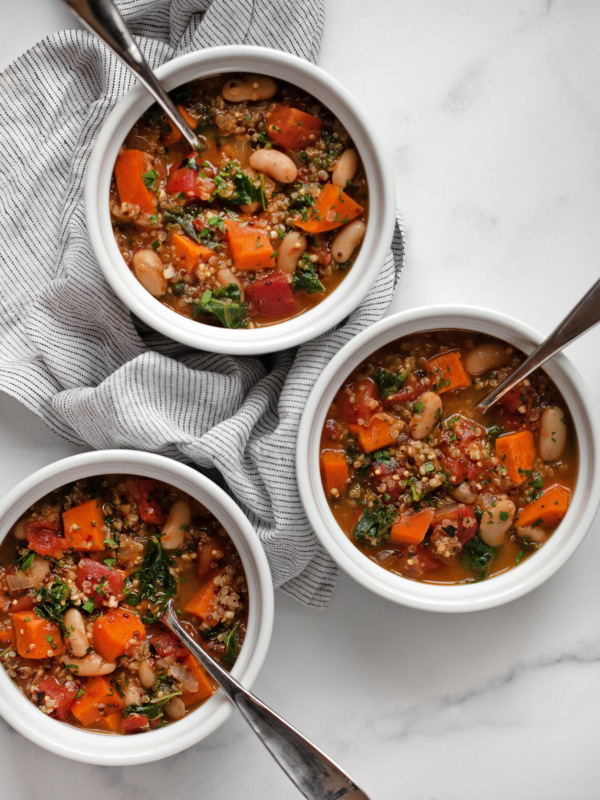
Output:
[
  {"left": 292, "top": 252, "right": 325, "bottom": 294},
  {"left": 222, "top": 622, "right": 240, "bottom": 667},
  {"left": 35, "top": 579, "right": 72, "bottom": 628},
  {"left": 373, "top": 367, "right": 411, "bottom": 399},
  {"left": 353, "top": 502, "right": 397, "bottom": 546},
  {"left": 193, "top": 283, "right": 248, "bottom": 329}
]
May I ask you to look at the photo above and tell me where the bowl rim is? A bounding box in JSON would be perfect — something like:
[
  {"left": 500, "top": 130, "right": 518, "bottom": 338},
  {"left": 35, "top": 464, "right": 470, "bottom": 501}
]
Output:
[
  {"left": 0, "top": 450, "right": 273, "bottom": 764},
  {"left": 296, "top": 304, "right": 600, "bottom": 612},
  {"left": 85, "top": 44, "right": 396, "bottom": 355}
]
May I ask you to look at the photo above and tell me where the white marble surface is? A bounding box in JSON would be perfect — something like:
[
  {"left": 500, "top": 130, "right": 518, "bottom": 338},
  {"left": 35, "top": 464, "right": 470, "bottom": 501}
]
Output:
[{"left": 1, "top": 1, "right": 600, "bottom": 798}]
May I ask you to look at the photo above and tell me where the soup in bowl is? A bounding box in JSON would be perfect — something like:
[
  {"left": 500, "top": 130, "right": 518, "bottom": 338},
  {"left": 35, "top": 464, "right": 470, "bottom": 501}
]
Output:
[
  {"left": 296, "top": 307, "right": 600, "bottom": 612},
  {"left": 110, "top": 72, "right": 369, "bottom": 330},
  {"left": 319, "top": 328, "right": 577, "bottom": 584},
  {"left": 86, "top": 46, "right": 395, "bottom": 355},
  {"left": 0, "top": 451, "right": 273, "bottom": 764}
]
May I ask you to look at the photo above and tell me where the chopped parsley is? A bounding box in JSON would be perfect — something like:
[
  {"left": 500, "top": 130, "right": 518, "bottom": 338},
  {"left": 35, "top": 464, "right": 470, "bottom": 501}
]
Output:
[
  {"left": 18, "top": 549, "right": 36, "bottom": 571},
  {"left": 142, "top": 170, "right": 158, "bottom": 190}
]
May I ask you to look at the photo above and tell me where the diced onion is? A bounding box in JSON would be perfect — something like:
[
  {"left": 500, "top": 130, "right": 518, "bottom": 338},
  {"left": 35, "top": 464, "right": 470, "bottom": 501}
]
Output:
[
  {"left": 169, "top": 663, "right": 198, "bottom": 694},
  {"left": 7, "top": 572, "right": 35, "bottom": 592}
]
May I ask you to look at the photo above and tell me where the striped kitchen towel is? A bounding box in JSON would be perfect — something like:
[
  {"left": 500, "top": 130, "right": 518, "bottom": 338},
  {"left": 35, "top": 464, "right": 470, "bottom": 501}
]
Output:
[{"left": 0, "top": 0, "right": 403, "bottom": 606}]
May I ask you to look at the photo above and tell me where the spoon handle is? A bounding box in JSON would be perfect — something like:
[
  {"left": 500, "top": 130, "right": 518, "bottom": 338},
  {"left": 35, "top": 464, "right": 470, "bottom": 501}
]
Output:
[
  {"left": 474, "top": 275, "right": 600, "bottom": 414},
  {"left": 62, "top": 0, "right": 202, "bottom": 151},
  {"left": 162, "top": 602, "right": 369, "bottom": 800}
]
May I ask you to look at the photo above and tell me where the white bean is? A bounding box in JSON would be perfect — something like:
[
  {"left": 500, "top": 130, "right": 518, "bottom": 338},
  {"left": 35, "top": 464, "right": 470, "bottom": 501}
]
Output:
[
  {"left": 277, "top": 232, "right": 306, "bottom": 274},
  {"left": 27, "top": 555, "right": 50, "bottom": 588},
  {"left": 122, "top": 679, "right": 142, "bottom": 706},
  {"left": 249, "top": 149, "right": 297, "bottom": 184},
  {"left": 217, "top": 268, "right": 244, "bottom": 298},
  {"left": 451, "top": 482, "right": 478, "bottom": 504},
  {"left": 517, "top": 525, "right": 546, "bottom": 544},
  {"left": 478, "top": 498, "right": 516, "bottom": 547},
  {"left": 464, "top": 343, "right": 510, "bottom": 376},
  {"left": 132, "top": 249, "right": 167, "bottom": 297},
  {"left": 332, "top": 149, "right": 358, "bottom": 188},
  {"left": 222, "top": 74, "right": 276, "bottom": 102},
  {"left": 331, "top": 220, "right": 366, "bottom": 264},
  {"left": 60, "top": 652, "right": 116, "bottom": 676},
  {"left": 63, "top": 608, "right": 89, "bottom": 658},
  {"left": 161, "top": 499, "right": 191, "bottom": 550},
  {"left": 409, "top": 392, "right": 443, "bottom": 440},
  {"left": 139, "top": 660, "right": 156, "bottom": 690},
  {"left": 12, "top": 517, "right": 27, "bottom": 540},
  {"left": 164, "top": 696, "right": 186, "bottom": 720},
  {"left": 240, "top": 201, "right": 259, "bottom": 215},
  {"left": 539, "top": 406, "right": 567, "bottom": 461}
]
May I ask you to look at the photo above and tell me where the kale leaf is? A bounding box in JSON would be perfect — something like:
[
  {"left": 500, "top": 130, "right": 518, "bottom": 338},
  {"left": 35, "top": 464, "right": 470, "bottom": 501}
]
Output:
[
  {"left": 193, "top": 284, "right": 248, "bottom": 329},
  {"left": 35, "top": 579, "right": 72, "bottom": 628},
  {"left": 126, "top": 537, "right": 177, "bottom": 620},
  {"left": 461, "top": 534, "right": 496, "bottom": 581},
  {"left": 292, "top": 253, "right": 325, "bottom": 294},
  {"left": 124, "top": 691, "right": 182, "bottom": 721},
  {"left": 222, "top": 622, "right": 240, "bottom": 668},
  {"left": 486, "top": 425, "right": 504, "bottom": 442},
  {"left": 354, "top": 502, "right": 397, "bottom": 546},
  {"left": 288, "top": 183, "right": 315, "bottom": 221},
  {"left": 164, "top": 206, "right": 203, "bottom": 243},
  {"left": 18, "top": 549, "right": 36, "bottom": 571},
  {"left": 373, "top": 367, "right": 410, "bottom": 399},
  {"left": 213, "top": 161, "right": 264, "bottom": 207}
]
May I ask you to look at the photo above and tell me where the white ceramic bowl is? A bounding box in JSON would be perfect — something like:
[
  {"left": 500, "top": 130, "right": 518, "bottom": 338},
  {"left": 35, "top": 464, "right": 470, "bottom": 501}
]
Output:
[
  {"left": 296, "top": 305, "right": 600, "bottom": 612},
  {"left": 86, "top": 45, "right": 396, "bottom": 355},
  {"left": 0, "top": 450, "right": 273, "bottom": 764}
]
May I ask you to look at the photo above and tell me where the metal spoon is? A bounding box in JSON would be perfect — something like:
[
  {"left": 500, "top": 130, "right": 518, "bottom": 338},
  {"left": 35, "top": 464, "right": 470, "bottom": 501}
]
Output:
[
  {"left": 161, "top": 600, "right": 369, "bottom": 800},
  {"left": 62, "top": 0, "right": 202, "bottom": 151},
  {"left": 474, "top": 276, "right": 600, "bottom": 414}
]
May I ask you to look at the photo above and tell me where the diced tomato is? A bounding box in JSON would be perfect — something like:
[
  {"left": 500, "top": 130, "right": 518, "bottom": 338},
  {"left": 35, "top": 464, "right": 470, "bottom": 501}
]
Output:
[
  {"left": 245, "top": 271, "right": 299, "bottom": 318},
  {"left": 76, "top": 558, "right": 125, "bottom": 607},
  {"left": 382, "top": 378, "right": 426, "bottom": 408},
  {"left": 151, "top": 630, "right": 189, "bottom": 661},
  {"left": 366, "top": 460, "right": 404, "bottom": 503},
  {"left": 439, "top": 416, "right": 494, "bottom": 485},
  {"left": 126, "top": 479, "right": 164, "bottom": 525},
  {"left": 7, "top": 594, "right": 36, "bottom": 614},
  {"left": 432, "top": 503, "right": 477, "bottom": 545},
  {"left": 311, "top": 242, "right": 332, "bottom": 266},
  {"left": 36, "top": 677, "right": 77, "bottom": 722},
  {"left": 166, "top": 156, "right": 215, "bottom": 202},
  {"left": 337, "top": 379, "right": 380, "bottom": 425},
  {"left": 121, "top": 714, "right": 150, "bottom": 734},
  {"left": 498, "top": 382, "right": 533, "bottom": 414},
  {"left": 26, "top": 518, "right": 68, "bottom": 558},
  {"left": 397, "top": 545, "right": 441, "bottom": 578},
  {"left": 322, "top": 418, "right": 343, "bottom": 446}
]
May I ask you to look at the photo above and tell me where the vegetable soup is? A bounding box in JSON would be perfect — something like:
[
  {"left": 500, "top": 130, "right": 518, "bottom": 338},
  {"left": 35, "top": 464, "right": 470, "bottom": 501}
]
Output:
[
  {"left": 111, "top": 73, "right": 368, "bottom": 329},
  {"left": 0, "top": 475, "right": 247, "bottom": 733},
  {"left": 319, "top": 330, "right": 578, "bottom": 584}
]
